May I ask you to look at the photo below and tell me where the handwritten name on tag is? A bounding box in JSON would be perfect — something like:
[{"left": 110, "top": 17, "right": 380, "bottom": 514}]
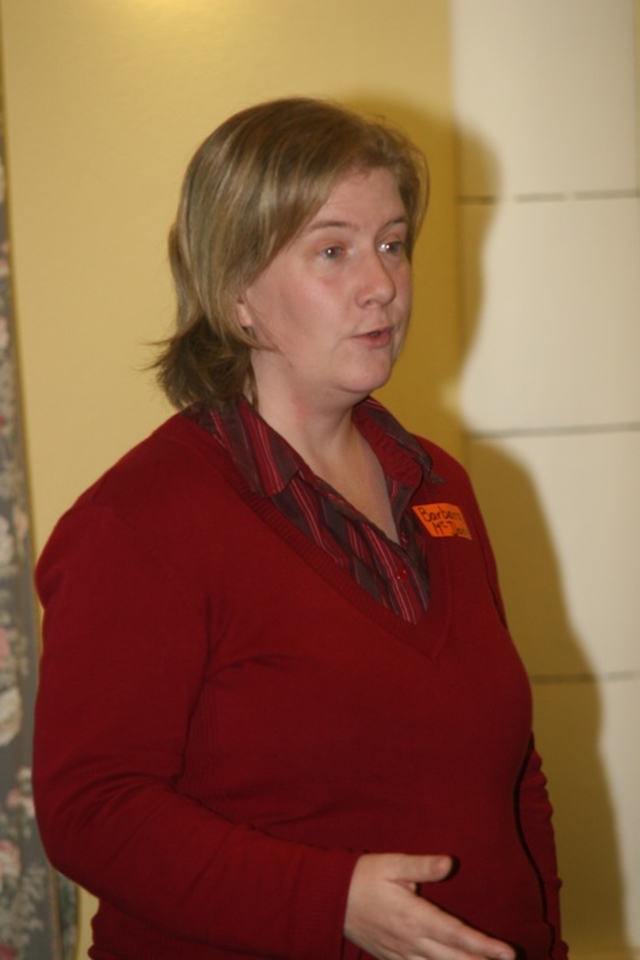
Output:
[{"left": 413, "top": 503, "right": 471, "bottom": 540}]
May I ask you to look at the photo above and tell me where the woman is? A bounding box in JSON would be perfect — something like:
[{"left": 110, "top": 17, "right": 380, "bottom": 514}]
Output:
[{"left": 33, "top": 98, "right": 567, "bottom": 960}]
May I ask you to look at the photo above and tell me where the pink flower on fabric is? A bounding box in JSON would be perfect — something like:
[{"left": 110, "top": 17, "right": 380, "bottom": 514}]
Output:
[
  {"left": 0, "top": 839, "right": 20, "bottom": 885},
  {"left": 5, "top": 788, "right": 34, "bottom": 819}
]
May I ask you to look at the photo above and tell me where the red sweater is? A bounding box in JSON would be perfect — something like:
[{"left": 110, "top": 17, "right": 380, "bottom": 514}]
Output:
[{"left": 34, "top": 411, "right": 566, "bottom": 960}]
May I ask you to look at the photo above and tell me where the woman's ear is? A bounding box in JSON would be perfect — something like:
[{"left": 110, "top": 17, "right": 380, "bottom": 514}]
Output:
[{"left": 235, "top": 295, "right": 253, "bottom": 334}]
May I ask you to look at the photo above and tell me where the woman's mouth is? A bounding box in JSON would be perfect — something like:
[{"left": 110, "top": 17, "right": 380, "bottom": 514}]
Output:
[{"left": 358, "top": 327, "right": 393, "bottom": 346}]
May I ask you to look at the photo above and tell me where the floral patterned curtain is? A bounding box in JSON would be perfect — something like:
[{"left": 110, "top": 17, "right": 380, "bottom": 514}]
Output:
[{"left": 0, "top": 76, "right": 76, "bottom": 959}]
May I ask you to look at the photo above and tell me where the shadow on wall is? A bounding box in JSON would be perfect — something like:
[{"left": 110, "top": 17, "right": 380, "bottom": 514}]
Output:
[
  {"left": 469, "top": 441, "right": 631, "bottom": 958},
  {"left": 455, "top": 125, "right": 632, "bottom": 958}
]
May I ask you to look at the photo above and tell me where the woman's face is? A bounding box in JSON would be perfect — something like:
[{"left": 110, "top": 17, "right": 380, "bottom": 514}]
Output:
[{"left": 236, "top": 167, "right": 412, "bottom": 415}]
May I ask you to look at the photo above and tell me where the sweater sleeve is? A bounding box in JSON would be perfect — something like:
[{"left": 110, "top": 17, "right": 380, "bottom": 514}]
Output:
[
  {"left": 33, "top": 503, "right": 358, "bottom": 959},
  {"left": 517, "top": 740, "right": 569, "bottom": 960}
]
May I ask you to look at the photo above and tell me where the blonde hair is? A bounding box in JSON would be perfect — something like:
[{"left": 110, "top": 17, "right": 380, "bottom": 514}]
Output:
[{"left": 155, "top": 97, "right": 429, "bottom": 409}]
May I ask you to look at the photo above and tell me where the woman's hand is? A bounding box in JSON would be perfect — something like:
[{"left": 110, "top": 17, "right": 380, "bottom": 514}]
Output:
[{"left": 344, "top": 853, "right": 516, "bottom": 960}]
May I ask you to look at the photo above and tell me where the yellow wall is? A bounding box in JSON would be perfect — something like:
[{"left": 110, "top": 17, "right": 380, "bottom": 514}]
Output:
[
  {"left": 1, "top": 0, "right": 460, "bottom": 552},
  {"left": 0, "top": 1, "right": 457, "bottom": 953}
]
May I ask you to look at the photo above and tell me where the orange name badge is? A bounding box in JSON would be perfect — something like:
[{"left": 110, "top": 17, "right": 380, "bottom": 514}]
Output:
[{"left": 412, "top": 502, "right": 472, "bottom": 540}]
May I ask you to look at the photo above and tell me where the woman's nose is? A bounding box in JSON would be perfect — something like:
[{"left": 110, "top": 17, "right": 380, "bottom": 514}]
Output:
[{"left": 356, "top": 251, "right": 396, "bottom": 306}]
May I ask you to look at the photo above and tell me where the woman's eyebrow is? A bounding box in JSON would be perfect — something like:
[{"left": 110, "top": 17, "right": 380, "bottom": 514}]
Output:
[
  {"left": 305, "top": 215, "right": 408, "bottom": 234},
  {"left": 305, "top": 219, "right": 355, "bottom": 232}
]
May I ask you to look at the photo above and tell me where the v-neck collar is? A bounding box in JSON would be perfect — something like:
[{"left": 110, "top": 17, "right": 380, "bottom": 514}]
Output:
[{"left": 175, "top": 413, "right": 453, "bottom": 662}]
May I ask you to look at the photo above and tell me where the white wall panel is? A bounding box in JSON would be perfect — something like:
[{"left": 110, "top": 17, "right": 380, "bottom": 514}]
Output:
[
  {"left": 460, "top": 197, "right": 640, "bottom": 432},
  {"left": 451, "top": 0, "right": 637, "bottom": 197},
  {"left": 468, "top": 432, "right": 640, "bottom": 678}
]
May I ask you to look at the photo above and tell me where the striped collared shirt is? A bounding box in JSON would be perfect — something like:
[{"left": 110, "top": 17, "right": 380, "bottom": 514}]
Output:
[{"left": 189, "top": 396, "right": 434, "bottom": 623}]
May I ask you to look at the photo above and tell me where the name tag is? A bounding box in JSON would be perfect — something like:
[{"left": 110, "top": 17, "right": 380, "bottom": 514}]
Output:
[{"left": 413, "top": 502, "right": 471, "bottom": 540}]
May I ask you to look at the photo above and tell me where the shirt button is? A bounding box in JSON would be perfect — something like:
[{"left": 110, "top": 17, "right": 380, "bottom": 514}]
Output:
[{"left": 394, "top": 568, "right": 408, "bottom": 581}]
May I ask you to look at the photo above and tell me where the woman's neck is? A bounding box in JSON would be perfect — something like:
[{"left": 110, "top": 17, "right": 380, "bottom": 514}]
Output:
[{"left": 252, "top": 390, "right": 398, "bottom": 542}]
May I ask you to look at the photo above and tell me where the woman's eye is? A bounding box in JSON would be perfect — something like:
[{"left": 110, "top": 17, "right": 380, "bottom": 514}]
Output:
[
  {"left": 320, "top": 246, "right": 343, "bottom": 260},
  {"left": 380, "top": 240, "right": 406, "bottom": 256}
]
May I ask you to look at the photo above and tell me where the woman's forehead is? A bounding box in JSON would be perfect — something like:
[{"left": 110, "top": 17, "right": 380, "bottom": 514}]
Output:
[{"left": 303, "top": 168, "right": 406, "bottom": 229}]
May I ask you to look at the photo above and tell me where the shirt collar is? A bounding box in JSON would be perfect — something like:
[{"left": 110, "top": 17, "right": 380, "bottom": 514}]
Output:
[
  {"left": 195, "top": 395, "right": 437, "bottom": 498},
  {"left": 352, "top": 396, "right": 436, "bottom": 488}
]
